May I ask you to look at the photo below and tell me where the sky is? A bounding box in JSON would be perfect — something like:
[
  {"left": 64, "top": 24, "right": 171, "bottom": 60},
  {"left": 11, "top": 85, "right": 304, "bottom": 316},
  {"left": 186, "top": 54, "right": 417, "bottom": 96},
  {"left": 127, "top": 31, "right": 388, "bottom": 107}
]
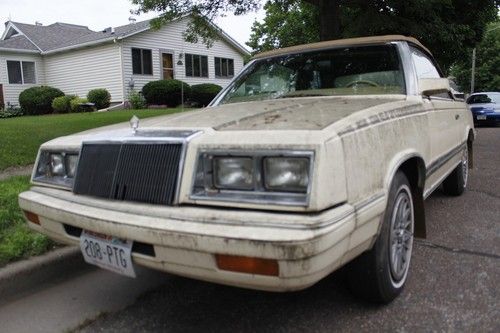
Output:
[{"left": 0, "top": 0, "right": 265, "bottom": 49}]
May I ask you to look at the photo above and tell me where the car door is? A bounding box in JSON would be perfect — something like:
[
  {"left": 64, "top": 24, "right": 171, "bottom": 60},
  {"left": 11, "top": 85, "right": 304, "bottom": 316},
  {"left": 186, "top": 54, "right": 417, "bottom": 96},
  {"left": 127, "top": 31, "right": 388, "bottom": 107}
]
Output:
[{"left": 410, "top": 47, "right": 461, "bottom": 189}]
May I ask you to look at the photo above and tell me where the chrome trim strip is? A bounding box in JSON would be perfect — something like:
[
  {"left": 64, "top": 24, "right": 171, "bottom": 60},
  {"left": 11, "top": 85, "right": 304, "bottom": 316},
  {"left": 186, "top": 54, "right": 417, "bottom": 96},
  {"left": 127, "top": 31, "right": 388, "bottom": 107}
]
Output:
[
  {"left": 353, "top": 192, "right": 385, "bottom": 213},
  {"left": 174, "top": 131, "right": 203, "bottom": 203},
  {"left": 426, "top": 141, "right": 466, "bottom": 178},
  {"left": 396, "top": 41, "right": 419, "bottom": 96},
  {"left": 337, "top": 104, "right": 426, "bottom": 136}
]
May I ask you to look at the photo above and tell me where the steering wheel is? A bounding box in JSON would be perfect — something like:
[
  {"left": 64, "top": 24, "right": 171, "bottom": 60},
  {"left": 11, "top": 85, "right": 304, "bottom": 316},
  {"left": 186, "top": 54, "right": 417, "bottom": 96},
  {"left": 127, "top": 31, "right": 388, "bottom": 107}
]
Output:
[{"left": 346, "top": 80, "right": 379, "bottom": 88}]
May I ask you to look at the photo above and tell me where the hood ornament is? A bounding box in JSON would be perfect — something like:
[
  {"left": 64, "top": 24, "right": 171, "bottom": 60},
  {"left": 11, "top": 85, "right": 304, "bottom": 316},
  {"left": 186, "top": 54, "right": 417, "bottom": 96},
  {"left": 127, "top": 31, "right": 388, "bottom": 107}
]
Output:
[{"left": 129, "top": 115, "right": 139, "bottom": 134}]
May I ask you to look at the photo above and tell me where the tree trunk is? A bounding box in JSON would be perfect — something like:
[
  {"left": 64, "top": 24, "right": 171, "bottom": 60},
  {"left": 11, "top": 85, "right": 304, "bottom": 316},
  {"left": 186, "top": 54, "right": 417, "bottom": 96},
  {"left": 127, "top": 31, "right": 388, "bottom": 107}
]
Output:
[{"left": 304, "top": 0, "right": 341, "bottom": 41}]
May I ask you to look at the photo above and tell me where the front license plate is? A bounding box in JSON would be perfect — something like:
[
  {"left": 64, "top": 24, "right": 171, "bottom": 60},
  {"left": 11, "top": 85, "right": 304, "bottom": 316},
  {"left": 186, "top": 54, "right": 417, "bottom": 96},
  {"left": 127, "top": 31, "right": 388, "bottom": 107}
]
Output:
[
  {"left": 477, "top": 115, "right": 487, "bottom": 120},
  {"left": 80, "top": 230, "right": 136, "bottom": 278}
]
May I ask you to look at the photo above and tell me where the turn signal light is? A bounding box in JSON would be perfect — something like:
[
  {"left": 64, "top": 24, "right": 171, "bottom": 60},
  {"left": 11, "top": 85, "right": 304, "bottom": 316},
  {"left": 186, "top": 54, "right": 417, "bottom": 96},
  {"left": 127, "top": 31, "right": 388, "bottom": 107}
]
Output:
[
  {"left": 215, "top": 254, "right": 279, "bottom": 276},
  {"left": 23, "top": 210, "right": 40, "bottom": 225}
]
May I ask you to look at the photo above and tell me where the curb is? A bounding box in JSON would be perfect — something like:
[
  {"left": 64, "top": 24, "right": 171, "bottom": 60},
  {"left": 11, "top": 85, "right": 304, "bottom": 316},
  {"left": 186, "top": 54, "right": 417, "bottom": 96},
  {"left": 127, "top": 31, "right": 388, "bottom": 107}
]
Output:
[
  {"left": 0, "top": 246, "right": 88, "bottom": 301},
  {"left": 0, "top": 164, "right": 33, "bottom": 181}
]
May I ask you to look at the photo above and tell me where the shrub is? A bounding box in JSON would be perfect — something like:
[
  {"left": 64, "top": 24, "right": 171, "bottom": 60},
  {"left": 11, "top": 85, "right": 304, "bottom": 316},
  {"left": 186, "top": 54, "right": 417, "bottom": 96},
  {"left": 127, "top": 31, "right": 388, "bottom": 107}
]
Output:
[
  {"left": 87, "top": 88, "right": 111, "bottom": 109},
  {"left": 70, "top": 97, "right": 92, "bottom": 113},
  {"left": 18, "top": 86, "right": 64, "bottom": 115},
  {"left": 128, "top": 90, "right": 146, "bottom": 109},
  {"left": 0, "top": 106, "right": 23, "bottom": 119},
  {"left": 142, "top": 80, "right": 191, "bottom": 107},
  {"left": 190, "top": 84, "right": 223, "bottom": 107},
  {"left": 51, "top": 95, "right": 76, "bottom": 114}
]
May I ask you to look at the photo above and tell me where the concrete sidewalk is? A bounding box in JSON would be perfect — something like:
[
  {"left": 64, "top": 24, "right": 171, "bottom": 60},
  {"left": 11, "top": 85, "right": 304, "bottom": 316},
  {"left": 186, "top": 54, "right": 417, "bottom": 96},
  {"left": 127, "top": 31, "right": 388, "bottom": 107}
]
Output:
[{"left": 0, "top": 255, "right": 167, "bottom": 333}]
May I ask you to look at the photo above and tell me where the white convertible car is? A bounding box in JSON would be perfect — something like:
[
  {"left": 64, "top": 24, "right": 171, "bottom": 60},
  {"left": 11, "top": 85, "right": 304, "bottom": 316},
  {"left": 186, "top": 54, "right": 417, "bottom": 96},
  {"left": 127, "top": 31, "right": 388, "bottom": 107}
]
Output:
[{"left": 19, "top": 35, "right": 474, "bottom": 303}]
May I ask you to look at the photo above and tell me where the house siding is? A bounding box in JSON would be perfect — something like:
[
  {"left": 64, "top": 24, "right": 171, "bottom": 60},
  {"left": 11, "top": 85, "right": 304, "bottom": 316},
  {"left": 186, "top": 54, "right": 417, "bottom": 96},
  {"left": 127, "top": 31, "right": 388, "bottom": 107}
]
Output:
[
  {"left": 121, "top": 18, "right": 245, "bottom": 97},
  {"left": 0, "top": 52, "right": 45, "bottom": 106},
  {"left": 44, "top": 43, "right": 123, "bottom": 102}
]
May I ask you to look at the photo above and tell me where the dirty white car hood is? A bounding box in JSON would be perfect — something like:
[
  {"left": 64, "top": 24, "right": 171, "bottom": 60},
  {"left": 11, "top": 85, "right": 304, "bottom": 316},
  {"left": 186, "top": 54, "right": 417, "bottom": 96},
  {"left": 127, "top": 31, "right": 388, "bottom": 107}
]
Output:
[
  {"left": 44, "top": 96, "right": 409, "bottom": 147},
  {"left": 112, "top": 96, "right": 404, "bottom": 130}
]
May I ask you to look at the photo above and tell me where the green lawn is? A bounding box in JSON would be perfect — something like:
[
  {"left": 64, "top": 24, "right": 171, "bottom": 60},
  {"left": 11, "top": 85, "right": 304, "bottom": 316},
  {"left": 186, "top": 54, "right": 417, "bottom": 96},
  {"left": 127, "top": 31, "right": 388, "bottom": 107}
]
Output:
[
  {"left": 0, "top": 108, "right": 186, "bottom": 171},
  {"left": 0, "top": 176, "right": 54, "bottom": 267}
]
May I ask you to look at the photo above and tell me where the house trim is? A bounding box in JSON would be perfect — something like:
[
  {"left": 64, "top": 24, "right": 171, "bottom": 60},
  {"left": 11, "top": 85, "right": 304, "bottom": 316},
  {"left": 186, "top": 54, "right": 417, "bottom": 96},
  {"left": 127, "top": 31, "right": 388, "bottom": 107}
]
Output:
[
  {"left": 0, "top": 47, "right": 39, "bottom": 54},
  {"left": 2, "top": 22, "right": 43, "bottom": 52}
]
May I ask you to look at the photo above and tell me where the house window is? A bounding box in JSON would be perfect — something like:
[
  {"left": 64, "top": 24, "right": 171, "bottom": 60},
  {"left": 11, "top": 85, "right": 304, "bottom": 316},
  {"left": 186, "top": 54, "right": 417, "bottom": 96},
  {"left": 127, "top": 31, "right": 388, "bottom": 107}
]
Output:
[
  {"left": 185, "top": 54, "right": 208, "bottom": 78},
  {"left": 214, "top": 57, "right": 234, "bottom": 78},
  {"left": 7, "top": 60, "right": 36, "bottom": 84},
  {"left": 132, "top": 48, "right": 153, "bottom": 75}
]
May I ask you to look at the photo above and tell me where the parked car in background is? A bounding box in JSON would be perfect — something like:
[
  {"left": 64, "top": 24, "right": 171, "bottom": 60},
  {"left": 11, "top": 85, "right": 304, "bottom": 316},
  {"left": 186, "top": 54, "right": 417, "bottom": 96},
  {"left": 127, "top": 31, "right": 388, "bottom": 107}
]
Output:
[
  {"left": 19, "top": 35, "right": 474, "bottom": 304},
  {"left": 467, "top": 92, "right": 500, "bottom": 126}
]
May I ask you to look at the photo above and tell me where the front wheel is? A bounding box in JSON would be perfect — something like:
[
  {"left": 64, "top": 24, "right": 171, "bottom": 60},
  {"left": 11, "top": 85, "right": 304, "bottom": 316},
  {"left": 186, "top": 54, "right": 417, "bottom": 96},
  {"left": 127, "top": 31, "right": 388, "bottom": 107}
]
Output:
[
  {"left": 442, "top": 146, "right": 468, "bottom": 196},
  {"left": 347, "top": 171, "right": 414, "bottom": 303}
]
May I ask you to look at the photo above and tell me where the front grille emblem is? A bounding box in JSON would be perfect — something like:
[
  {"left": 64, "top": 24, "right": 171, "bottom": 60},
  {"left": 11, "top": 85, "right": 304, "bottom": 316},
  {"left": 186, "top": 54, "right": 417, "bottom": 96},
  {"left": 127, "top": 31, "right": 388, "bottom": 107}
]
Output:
[{"left": 129, "top": 115, "right": 139, "bottom": 133}]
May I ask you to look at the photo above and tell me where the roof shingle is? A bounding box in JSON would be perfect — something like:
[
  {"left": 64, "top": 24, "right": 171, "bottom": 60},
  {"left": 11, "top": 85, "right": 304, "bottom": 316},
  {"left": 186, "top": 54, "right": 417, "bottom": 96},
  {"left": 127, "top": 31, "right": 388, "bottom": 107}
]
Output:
[
  {"left": 0, "top": 20, "right": 151, "bottom": 53},
  {"left": 0, "top": 34, "right": 39, "bottom": 51}
]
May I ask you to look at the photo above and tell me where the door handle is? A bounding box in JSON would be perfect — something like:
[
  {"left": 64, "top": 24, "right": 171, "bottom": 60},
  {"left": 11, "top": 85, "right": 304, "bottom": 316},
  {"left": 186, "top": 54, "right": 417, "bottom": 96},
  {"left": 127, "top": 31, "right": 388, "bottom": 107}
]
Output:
[{"left": 455, "top": 114, "right": 460, "bottom": 120}]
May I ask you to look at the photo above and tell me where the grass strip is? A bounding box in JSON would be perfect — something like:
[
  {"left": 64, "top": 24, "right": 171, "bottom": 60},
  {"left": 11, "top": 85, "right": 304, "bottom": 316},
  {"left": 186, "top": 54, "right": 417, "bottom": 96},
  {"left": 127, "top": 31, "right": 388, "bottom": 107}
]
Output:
[
  {"left": 0, "top": 108, "right": 185, "bottom": 170},
  {"left": 0, "top": 176, "right": 54, "bottom": 267}
]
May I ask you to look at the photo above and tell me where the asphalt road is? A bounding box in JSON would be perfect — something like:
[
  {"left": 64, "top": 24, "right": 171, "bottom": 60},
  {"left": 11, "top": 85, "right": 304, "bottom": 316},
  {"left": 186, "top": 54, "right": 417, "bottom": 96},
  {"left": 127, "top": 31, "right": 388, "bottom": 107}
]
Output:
[{"left": 76, "top": 127, "right": 499, "bottom": 333}]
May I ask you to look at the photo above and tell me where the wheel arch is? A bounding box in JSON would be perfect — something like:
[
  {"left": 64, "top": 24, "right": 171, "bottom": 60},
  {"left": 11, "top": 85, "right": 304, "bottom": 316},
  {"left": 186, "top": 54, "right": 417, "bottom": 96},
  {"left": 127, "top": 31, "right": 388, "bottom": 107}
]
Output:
[{"left": 384, "top": 153, "right": 427, "bottom": 239}]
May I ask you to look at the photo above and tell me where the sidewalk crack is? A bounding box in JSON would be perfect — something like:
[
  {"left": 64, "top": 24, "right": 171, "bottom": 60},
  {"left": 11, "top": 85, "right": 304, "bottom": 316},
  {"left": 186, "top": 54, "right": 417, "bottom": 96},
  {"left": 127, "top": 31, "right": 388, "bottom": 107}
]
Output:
[{"left": 415, "top": 239, "right": 500, "bottom": 260}]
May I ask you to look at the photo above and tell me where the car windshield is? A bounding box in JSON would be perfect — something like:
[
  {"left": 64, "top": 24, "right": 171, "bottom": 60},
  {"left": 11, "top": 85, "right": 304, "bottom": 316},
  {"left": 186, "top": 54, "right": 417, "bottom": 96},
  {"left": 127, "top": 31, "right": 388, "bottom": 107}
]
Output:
[
  {"left": 467, "top": 94, "right": 500, "bottom": 104},
  {"left": 219, "top": 44, "right": 406, "bottom": 105}
]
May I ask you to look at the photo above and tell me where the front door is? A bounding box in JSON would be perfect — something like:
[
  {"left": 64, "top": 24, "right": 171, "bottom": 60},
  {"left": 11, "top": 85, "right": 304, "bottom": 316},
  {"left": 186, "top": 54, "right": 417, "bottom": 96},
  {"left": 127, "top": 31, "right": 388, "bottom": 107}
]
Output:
[
  {"left": 0, "top": 84, "right": 4, "bottom": 109},
  {"left": 162, "top": 53, "right": 174, "bottom": 80}
]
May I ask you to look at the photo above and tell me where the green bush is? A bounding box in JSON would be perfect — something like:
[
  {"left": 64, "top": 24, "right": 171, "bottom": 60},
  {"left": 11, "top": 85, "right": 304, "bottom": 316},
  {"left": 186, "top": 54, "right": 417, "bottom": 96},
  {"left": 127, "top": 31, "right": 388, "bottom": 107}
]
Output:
[
  {"left": 70, "top": 97, "right": 92, "bottom": 113},
  {"left": 18, "top": 86, "right": 64, "bottom": 115},
  {"left": 0, "top": 106, "right": 23, "bottom": 119},
  {"left": 190, "top": 84, "right": 223, "bottom": 107},
  {"left": 87, "top": 88, "right": 111, "bottom": 109},
  {"left": 128, "top": 90, "right": 146, "bottom": 109},
  {"left": 142, "top": 80, "right": 191, "bottom": 107},
  {"left": 51, "top": 95, "right": 76, "bottom": 114}
]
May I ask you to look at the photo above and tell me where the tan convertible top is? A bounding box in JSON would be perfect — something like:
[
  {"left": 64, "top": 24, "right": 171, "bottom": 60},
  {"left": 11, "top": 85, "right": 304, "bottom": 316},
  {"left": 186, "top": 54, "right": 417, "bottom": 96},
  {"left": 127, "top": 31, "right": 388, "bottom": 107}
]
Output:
[{"left": 253, "top": 35, "right": 431, "bottom": 59}]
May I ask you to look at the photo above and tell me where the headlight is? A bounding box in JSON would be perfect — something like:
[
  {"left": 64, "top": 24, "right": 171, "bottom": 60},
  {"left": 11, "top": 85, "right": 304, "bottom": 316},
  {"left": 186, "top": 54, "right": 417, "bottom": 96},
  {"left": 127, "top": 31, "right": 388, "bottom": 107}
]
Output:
[
  {"left": 191, "top": 150, "right": 313, "bottom": 206},
  {"left": 50, "top": 154, "right": 65, "bottom": 176},
  {"left": 33, "top": 150, "right": 79, "bottom": 188},
  {"left": 264, "top": 157, "right": 309, "bottom": 192},
  {"left": 213, "top": 157, "right": 254, "bottom": 190},
  {"left": 65, "top": 154, "right": 79, "bottom": 178}
]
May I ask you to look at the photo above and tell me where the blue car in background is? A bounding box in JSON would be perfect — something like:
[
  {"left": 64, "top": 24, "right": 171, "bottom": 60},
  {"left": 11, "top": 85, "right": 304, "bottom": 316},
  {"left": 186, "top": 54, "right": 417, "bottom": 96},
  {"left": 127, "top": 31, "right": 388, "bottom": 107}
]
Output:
[{"left": 466, "top": 92, "right": 500, "bottom": 126}]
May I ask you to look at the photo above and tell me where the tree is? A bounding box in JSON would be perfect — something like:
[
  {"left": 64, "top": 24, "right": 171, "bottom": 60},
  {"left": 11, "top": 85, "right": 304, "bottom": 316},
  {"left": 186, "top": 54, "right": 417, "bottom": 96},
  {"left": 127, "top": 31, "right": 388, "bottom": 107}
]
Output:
[
  {"left": 247, "top": 1, "right": 319, "bottom": 53},
  {"left": 248, "top": 0, "right": 499, "bottom": 70},
  {"left": 132, "top": 0, "right": 499, "bottom": 69},
  {"left": 451, "top": 21, "right": 500, "bottom": 93}
]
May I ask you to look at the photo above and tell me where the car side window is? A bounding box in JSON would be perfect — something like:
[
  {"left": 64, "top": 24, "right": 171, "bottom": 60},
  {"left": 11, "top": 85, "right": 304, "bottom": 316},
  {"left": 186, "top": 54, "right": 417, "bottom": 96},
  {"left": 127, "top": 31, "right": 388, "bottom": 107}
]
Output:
[{"left": 410, "top": 47, "right": 441, "bottom": 79}]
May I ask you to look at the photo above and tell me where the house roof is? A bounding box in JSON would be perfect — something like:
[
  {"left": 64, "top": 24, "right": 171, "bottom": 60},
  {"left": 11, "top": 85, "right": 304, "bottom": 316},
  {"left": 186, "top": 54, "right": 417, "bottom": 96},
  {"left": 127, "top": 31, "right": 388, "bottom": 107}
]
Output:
[
  {"left": 0, "top": 18, "right": 249, "bottom": 56},
  {"left": 0, "top": 34, "right": 39, "bottom": 52}
]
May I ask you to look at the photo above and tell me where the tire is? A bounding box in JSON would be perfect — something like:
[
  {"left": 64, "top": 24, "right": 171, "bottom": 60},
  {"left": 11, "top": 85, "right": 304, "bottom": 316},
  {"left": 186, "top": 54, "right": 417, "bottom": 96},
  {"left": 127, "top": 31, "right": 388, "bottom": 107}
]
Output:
[
  {"left": 442, "top": 146, "right": 468, "bottom": 196},
  {"left": 347, "top": 171, "right": 414, "bottom": 303}
]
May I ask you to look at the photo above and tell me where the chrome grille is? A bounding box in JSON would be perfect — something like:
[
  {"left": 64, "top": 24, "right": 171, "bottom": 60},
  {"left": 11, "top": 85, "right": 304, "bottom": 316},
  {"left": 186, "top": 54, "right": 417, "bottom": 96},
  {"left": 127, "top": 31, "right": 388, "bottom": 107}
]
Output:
[{"left": 73, "top": 142, "right": 183, "bottom": 205}]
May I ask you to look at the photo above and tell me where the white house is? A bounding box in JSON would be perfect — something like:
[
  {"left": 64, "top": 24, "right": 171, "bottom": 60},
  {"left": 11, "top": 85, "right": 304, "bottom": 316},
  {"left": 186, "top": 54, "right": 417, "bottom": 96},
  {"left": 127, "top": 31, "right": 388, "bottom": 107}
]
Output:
[{"left": 0, "top": 17, "right": 249, "bottom": 108}]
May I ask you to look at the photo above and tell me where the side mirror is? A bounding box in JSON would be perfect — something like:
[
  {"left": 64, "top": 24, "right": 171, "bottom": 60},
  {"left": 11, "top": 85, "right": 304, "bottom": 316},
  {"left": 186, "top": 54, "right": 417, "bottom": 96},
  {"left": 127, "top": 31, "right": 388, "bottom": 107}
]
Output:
[{"left": 418, "top": 78, "right": 450, "bottom": 97}]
